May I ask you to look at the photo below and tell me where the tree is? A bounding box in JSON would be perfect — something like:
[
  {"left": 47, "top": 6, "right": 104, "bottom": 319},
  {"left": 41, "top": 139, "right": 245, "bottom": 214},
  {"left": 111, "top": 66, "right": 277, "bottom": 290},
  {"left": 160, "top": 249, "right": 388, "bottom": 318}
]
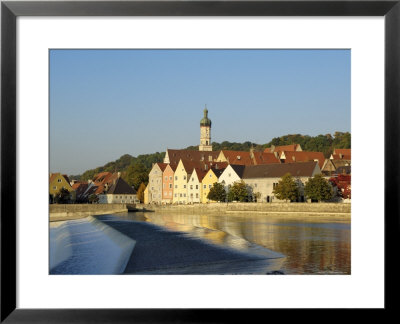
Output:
[
  {"left": 227, "top": 181, "right": 249, "bottom": 202},
  {"left": 207, "top": 182, "right": 227, "bottom": 202},
  {"left": 53, "top": 188, "right": 71, "bottom": 204},
  {"left": 88, "top": 194, "right": 99, "bottom": 204},
  {"left": 329, "top": 175, "right": 351, "bottom": 199},
  {"left": 305, "top": 174, "right": 333, "bottom": 202},
  {"left": 136, "top": 182, "right": 146, "bottom": 203},
  {"left": 123, "top": 163, "right": 149, "bottom": 190},
  {"left": 272, "top": 173, "right": 299, "bottom": 202}
]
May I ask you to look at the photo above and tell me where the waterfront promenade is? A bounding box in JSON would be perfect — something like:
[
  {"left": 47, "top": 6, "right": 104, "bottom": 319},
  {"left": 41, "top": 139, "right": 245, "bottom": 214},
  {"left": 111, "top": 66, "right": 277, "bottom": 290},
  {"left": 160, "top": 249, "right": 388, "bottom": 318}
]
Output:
[
  {"left": 49, "top": 203, "right": 129, "bottom": 221},
  {"left": 50, "top": 202, "right": 351, "bottom": 222}
]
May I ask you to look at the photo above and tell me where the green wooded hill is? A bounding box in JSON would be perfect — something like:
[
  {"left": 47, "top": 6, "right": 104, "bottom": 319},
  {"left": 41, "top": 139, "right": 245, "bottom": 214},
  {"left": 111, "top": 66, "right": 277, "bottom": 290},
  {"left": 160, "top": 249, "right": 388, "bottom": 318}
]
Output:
[{"left": 71, "top": 131, "right": 350, "bottom": 188}]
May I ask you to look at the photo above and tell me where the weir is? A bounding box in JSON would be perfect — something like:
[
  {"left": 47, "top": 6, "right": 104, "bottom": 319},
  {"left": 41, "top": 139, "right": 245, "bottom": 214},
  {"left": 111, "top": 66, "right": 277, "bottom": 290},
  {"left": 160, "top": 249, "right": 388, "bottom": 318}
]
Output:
[{"left": 49, "top": 216, "right": 136, "bottom": 274}]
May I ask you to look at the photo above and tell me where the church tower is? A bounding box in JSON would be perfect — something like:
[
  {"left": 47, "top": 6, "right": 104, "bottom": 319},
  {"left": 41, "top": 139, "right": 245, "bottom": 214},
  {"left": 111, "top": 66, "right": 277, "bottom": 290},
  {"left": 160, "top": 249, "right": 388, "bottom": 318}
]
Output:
[{"left": 199, "top": 106, "right": 212, "bottom": 151}]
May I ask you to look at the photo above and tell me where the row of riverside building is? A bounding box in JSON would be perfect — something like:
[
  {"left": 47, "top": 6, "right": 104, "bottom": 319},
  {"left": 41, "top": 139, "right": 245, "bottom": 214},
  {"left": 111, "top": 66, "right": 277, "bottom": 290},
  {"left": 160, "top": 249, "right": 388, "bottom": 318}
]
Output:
[
  {"left": 144, "top": 108, "right": 351, "bottom": 204},
  {"left": 49, "top": 108, "right": 350, "bottom": 205}
]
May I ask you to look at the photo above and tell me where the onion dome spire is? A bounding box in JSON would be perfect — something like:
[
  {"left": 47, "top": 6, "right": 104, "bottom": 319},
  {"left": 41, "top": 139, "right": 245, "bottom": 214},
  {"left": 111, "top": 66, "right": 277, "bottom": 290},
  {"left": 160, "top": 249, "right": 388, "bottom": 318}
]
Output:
[{"left": 200, "top": 105, "right": 212, "bottom": 127}]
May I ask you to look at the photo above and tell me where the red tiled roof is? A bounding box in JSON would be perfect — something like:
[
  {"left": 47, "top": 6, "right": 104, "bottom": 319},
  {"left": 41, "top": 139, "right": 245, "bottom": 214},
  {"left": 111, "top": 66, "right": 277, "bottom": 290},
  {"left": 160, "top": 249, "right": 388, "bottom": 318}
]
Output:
[
  {"left": 192, "top": 167, "right": 208, "bottom": 182},
  {"left": 49, "top": 173, "right": 59, "bottom": 184},
  {"left": 220, "top": 150, "right": 280, "bottom": 166},
  {"left": 220, "top": 150, "right": 254, "bottom": 165},
  {"left": 156, "top": 163, "right": 168, "bottom": 171},
  {"left": 332, "top": 154, "right": 351, "bottom": 160},
  {"left": 252, "top": 152, "right": 281, "bottom": 165},
  {"left": 243, "top": 161, "right": 318, "bottom": 179},
  {"left": 281, "top": 151, "right": 325, "bottom": 169},
  {"left": 93, "top": 172, "right": 118, "bottom": 186},
  {"left": 179, "top": 159, "right": 228, "bottom": 177},
  {"left": 332, "top": 149, "right": 351, "bottom": 160},
  {"left": 333, "top": 148, "right": 351, "bottom": 155},
  {"left": 166, "top": 149, "right": 219, "bottom": 165}
]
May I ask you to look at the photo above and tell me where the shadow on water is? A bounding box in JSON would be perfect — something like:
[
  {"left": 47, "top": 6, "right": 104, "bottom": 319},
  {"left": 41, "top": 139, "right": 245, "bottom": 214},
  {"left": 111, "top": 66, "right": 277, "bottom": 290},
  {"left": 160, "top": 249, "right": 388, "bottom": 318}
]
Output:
[
  {"left": 103, "top": 210, "right": 351, "bottom": 275},
  {"left": 96, "top": 214, "right": 285, "bottom": 274}
]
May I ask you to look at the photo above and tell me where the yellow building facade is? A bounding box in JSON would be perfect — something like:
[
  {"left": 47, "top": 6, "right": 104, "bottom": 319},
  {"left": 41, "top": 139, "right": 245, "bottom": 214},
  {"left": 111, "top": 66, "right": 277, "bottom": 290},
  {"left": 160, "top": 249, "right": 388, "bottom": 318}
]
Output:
[
  {"left": 201, "top": 169, "right": 220, "bottom": 203},
  {"left": 49, "top": 173, "right": 75, "bottom": 201}
]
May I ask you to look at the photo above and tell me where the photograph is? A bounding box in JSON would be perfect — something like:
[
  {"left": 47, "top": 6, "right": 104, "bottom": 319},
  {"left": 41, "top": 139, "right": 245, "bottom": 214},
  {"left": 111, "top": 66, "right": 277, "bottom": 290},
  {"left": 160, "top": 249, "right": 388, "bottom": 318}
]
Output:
[{"left": 49, "top": 49, "right": 351, "bottom": 275}]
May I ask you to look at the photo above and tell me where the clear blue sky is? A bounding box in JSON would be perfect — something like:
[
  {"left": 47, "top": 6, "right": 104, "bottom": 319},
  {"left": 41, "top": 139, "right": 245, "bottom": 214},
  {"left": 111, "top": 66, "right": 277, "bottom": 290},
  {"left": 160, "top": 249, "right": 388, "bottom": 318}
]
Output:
[{"left": 50, "top": 49, "right": 350, "bottom": 175}]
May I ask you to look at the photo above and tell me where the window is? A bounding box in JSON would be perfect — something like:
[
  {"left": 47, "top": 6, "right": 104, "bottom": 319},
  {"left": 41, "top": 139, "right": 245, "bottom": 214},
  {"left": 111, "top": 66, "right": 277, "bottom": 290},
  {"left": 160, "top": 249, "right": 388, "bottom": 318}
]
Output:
[
  {"left": 175, "top": 176, "right": 178, "bottom": 180},
  {"left": 184, "top": 185, "right": 186, "bottom": 189},
  {"left": 53, "top": 186, "right": 57, "bottom": 190},
  {"left": 175, "top": 185, "right": 177, "bottom": 189},
  {"left": 203, "top": 184, "right": 206, "bottom": 189},
  {"left": 196, "top": 185, "right": 198, "bottom": 189},
  {"left": 180, "top": 194, "right": 182, "bottom": 197},
  {"left": 169, "top": 192, "right": 172, "bottom": 196},
  {"left": 209, "top": 184, "right": 212, "bottom": 189},
  {"left": 57, "top": 179, "right": 62, "bottom": 183},
  {"left": 184, "top": 194, "right": 186, "bottom": 197},
  {"left": 209, "top": 174, "right": 212, "bottom": 177},
  {"left": 169, "top": 176, "right": 172, "bottom": 180},
  {"left": 190, "top": 185, "right": 193, "bottom": 190},
  {"left": 184, "top": 176, "right": 186, "bottom": 180},
  {"left": 196, "top": 193, "right": 199, "bottom": 198},
  {"left": 169, "top": 184, "right": 172, "bottom": 189},
  {"left": 174, "top": 194, "right": 177, "bottom": 197},
  {"left": 192, "top": 178, "right": 194, "bottom": 182},
  {"left": 228, "top": 173, "right": 231, "bottom": 177},
  {"left": 165, "top": 176, "right": 167, "bottom": 180}
]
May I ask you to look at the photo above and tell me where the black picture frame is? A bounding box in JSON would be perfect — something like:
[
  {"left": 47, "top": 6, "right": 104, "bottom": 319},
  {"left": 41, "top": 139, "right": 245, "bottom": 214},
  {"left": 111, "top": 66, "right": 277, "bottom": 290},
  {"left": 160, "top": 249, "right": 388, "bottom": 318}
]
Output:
[{"left": 1, "top": 0, "right": 399, "bottom": 322}]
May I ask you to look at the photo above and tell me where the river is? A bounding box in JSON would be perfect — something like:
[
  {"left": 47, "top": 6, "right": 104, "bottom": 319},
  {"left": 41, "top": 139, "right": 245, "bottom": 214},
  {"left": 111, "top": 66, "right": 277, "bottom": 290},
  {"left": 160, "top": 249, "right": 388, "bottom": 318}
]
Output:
[{"left": 107, "top": 211, "right": 351, "bottom": 275}]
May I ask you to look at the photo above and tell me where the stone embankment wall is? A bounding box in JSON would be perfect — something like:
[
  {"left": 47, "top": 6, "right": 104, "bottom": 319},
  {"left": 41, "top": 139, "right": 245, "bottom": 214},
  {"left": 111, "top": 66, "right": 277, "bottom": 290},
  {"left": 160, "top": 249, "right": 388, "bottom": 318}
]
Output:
[
  {"left": 137, "top": 202, "right": 351, "bottom": 214},
  {"left": 49, "top": 204, "right": 129, "bottom": 221}
]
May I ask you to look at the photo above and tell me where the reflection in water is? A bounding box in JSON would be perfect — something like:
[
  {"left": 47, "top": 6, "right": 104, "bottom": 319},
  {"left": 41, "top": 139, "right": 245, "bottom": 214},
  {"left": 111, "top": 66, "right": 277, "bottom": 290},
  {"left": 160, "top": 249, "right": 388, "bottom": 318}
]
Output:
[{"left": 116, "top": 211, "right": 350, "bottom": 275}]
